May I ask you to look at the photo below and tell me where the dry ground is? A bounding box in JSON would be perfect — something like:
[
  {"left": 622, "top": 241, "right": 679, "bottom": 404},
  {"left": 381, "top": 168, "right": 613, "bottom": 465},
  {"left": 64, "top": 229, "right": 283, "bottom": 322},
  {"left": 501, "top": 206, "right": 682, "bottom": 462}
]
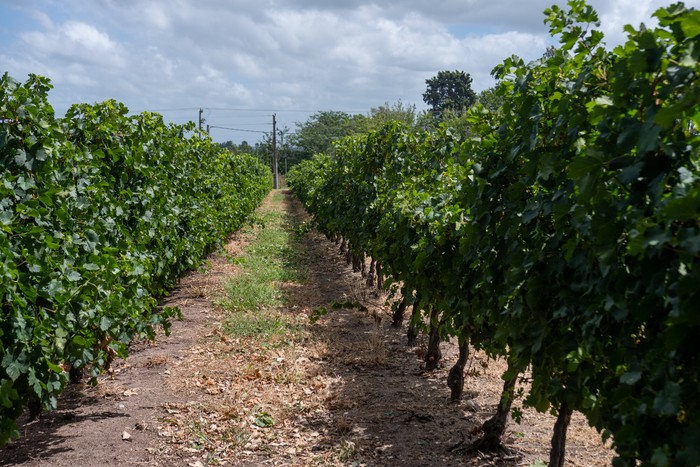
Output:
[{"left": 1, "top": 191, "right": 613, "bottom": 466}]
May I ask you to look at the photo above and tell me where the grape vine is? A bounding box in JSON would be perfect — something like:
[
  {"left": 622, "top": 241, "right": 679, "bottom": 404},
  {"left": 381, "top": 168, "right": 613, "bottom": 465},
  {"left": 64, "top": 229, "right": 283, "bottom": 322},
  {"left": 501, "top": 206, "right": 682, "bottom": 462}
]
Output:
[
  {"left": 288, "top": 2, "right": 699, "bottom": 465},
  {"left": 0, "top": 74, "right": 272, "bottom": 445}
]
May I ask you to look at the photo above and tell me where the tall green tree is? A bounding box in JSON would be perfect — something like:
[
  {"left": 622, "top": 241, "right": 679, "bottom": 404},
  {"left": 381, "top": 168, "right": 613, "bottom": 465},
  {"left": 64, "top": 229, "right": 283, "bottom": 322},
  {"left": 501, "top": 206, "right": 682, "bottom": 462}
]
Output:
[
  {"left": 476, "top": 86, "right": 505, "bottom": 112},
  {"left": 289, "top": 110, "right": 365, "bottom": 161},
  {"left": 365, "top": 100, "right": 416, "bottom": 130},
  {"left": 422, "top": 70, "right": 476, "bottom": 117},
  {"left": 220, "top": 140, "right": 254, "bottom": 154}
]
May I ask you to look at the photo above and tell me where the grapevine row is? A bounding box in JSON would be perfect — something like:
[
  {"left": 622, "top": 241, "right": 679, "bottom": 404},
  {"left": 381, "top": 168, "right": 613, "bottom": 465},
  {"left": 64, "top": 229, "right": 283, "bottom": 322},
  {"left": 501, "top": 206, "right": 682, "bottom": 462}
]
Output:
[
  {"left": 288, "top": 2, "right": 699, "bottom": 465},
  {"left": 0, "top": 74, "right": 272, "bottom": 444}
]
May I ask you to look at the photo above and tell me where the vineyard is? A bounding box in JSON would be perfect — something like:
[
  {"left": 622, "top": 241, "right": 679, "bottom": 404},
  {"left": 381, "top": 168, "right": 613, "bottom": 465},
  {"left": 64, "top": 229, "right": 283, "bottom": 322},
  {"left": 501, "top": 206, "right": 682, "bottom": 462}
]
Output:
[
  {"left": 287, "top": 3, "right": 699, "bottom": 466},
  {"left": 0, "top": 74, "right": 271, "bottom": 446},
  {"left": 1, "top": 1, "right": 699, "bottom": 466}
]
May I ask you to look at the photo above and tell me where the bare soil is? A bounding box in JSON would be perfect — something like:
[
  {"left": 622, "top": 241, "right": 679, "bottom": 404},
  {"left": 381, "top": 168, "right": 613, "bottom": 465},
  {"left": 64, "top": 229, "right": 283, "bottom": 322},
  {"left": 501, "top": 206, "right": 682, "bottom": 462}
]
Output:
[{"left": 1, "top": 191, "right": 614, "bottom": 466}]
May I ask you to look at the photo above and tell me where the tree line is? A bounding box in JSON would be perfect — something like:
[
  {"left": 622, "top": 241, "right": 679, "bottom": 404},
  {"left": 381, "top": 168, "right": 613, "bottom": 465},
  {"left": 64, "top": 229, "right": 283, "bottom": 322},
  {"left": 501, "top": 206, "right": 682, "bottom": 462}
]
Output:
[{"left": 220, "top": 69, "right": 489, "bottom": 174}]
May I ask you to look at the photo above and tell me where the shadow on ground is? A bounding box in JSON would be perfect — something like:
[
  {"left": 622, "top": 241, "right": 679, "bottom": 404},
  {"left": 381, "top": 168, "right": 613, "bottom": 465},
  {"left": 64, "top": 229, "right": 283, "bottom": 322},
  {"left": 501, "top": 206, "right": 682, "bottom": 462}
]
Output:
[
  {"left": 277, "top": 190, "right": 518, "bottom": 467},
  {"left": 2, "top": 383, "right": 130, "bottom": 464}
]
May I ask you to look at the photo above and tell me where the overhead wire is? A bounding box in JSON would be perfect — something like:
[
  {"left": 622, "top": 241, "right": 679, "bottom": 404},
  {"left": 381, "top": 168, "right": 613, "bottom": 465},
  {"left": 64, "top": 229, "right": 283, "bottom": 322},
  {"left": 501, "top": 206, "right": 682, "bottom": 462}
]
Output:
[{"left": 208, "top": 125, "right": 269, "bottom": 134}]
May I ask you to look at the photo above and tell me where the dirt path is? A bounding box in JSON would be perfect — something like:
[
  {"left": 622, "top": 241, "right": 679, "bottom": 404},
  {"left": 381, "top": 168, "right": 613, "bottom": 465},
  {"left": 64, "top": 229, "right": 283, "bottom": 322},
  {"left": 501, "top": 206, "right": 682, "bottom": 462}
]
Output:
[{"left": 2, "top": 191, "right": 613, "bottom": 466}]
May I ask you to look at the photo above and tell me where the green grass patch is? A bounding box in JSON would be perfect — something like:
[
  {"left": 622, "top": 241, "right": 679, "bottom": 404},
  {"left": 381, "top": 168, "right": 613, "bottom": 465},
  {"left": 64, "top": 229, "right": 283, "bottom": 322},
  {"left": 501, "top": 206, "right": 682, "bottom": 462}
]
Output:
[
  {"left": 224, "top": 308, "right": 287, "bottom": 339},
  {"left": 223, "top": 272, "right": 280, "bottom": 311},
  {"left": 218, "top": 192, "right": 307, "bottom": 341}
]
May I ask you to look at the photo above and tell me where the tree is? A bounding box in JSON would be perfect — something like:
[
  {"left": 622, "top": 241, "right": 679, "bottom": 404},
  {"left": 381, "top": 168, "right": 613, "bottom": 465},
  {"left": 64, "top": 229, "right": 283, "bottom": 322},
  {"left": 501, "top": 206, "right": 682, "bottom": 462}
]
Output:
[
  {"left": 365, "top": 100, "right": 416, "bottom": 130},
  {"left": 277, "top": 126, "right": 292, "bottom": 174},
  {"left": 220, "top": 140, "right": 254, "bottom": 154},
  {"left": 289, "top": 110, "right": 365, "bottom": 161},
  {"left": 476, "top": 87, "right": 505, "bottom": 113},
  {"left": 422, "top": 70, "right": 476, "bottom": 117}
]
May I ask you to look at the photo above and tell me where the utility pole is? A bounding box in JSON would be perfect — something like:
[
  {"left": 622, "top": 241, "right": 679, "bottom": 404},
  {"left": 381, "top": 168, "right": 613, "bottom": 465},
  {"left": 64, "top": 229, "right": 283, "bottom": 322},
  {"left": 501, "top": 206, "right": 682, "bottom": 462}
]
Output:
[
  {"left": 198, "top": 108, "right": 203, "bottom": 131},
  {"left": 272, "top": 113, "right": 278, "bottom": 189}
]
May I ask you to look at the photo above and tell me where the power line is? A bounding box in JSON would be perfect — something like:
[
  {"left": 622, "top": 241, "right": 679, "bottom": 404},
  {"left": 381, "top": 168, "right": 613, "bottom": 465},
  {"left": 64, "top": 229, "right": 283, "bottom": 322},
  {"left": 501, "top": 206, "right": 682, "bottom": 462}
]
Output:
[
  {"left": 202, "top": 107, "right": 370, "bottom": 114},
  {"left": 209, "top": 122, "right": 272, "bottom": 126},
  {"left": 208, "top": 125, "right": 269, "bottom": 134},
  {"left": 131, "top": 107, "right": 200, "bottom": 113}
]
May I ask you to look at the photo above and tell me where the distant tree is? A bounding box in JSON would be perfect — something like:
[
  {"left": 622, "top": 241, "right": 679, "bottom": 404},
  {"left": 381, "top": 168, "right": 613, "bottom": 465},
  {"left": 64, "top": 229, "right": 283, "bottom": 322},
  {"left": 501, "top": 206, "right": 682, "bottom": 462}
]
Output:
[
  {"left": 365, "top": 100, "right": 416, "bottom": 130},
  {"left": 289, "top": 110, "right": 364, "bottom": 161},
  {"left": 286, "top": 105, "right": 418, "bottom": 167},
  {"left": 415, "top": 109, "right": 437, "bottom": 131},
  {"left": 476, "top": 86, "right": 505, "bottom": 113},
  {"left": 441, "top": 108, "right": 473, "bottom": 136},
  {"left": 277, "top": 126, "right": 292, "bottom": 174},
  {"left": 238, "top": 140, "right": 254, "bottom": 154},
  {"left": 254, "top": 133, "right": 274, "bottom": 169},
  {"left": 220, "top": 139, "right": 258, "bottom": 158},
  {"left": 417, "top": 87, "right": 501, "bottom": 136},
  {"left": 422, "top": 70, "right": 476, "bottom": 117},
  {"left": 346, "top": 113, "right": 371, "bottom": 135}
]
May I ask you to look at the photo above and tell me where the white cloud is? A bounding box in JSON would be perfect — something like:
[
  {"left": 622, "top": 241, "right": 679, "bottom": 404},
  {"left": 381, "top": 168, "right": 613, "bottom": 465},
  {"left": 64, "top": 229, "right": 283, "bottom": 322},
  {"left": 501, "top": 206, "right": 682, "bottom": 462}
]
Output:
[
  {"left": 1, "top": 0, "right": 698, "bottom": 141},
  {"left": 30, "top": 10, "right": 54, "bottom": 30},
  {"left": 21, "top": 20, "right": 126, "bottom": 68},
  {"left": 143, "top": 4, "right": 171, "bottom": 30},
  {"left": 591, "top": 0, "right": 670, "bottom": 46}
]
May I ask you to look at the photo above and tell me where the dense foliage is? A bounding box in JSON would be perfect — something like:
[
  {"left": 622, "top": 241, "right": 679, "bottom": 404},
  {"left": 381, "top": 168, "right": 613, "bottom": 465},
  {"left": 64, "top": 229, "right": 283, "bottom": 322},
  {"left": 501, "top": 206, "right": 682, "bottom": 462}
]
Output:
[
  {"left": 288, "top": 2, "right": 699, "bottom": 465},
  {"left": 423, "top": 70, "right": 477, "bottom": 116},
  {"left": 287, "top": 103, "right": 418, "bottom": 170},
  {"left": 0, "top": 73, "right": 271, "bottom": 445},
  {"left": 289, "top": 111, "right": 368, "bottom": 161}
]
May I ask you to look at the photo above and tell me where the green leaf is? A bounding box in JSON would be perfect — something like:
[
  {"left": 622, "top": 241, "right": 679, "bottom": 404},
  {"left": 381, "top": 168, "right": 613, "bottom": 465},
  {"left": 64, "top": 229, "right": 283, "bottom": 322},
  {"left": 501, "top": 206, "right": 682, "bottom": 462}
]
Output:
[
  {"left": 617, "top": 120, "right": 642, "bottom": 148},
  {"left": 28, "top": 368, "right": 43, "bottom": 396},
  {"left": 654, "top": 106, "right": 681, "bottom": 128},
  {"left": 2, "top": 354, "right": 27, "bottom": 382},
  {"left": 44, "top": 279, "right": 64, "bottom": 297},
  {"left": 254, "top": 411, "right": 274, "bottom": 428},
  {"left": 66, "top": 270, "right": 81, "bottom": 282},
  {"left": 99, "top": 316, "right": 113, "bottom": 332},
  {"left": 14, "top": 149, "right": 27, "bottom": 167},
  {"left": 636, "top": 123, "right": 661, "bottom": 154},
  {"left": 679, "top": 10, "right": 700, "bottom": 38},
  {"left": 653, "top": 382, "right": 681, "bottom": 416},
  {"left": 620, "top": 371, "right": 642, "bottom": 385},
  {"left": 0, "top": 209, "right": 12, "bottom": 225},
  {"left": 55, "top": 326, "right": 68, "bottom": 352},
  {"left": 619, "top": 162, "right": 643, "bottom": 184},
  {"left": 568, "top": 156, "right": 602, "bottom": 178}
]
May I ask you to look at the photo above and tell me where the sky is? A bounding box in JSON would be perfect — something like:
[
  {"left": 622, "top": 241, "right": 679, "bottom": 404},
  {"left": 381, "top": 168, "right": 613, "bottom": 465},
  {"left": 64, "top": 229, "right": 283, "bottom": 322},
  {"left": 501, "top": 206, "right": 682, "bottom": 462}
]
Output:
[{"left": 1, "top": 0, "right": 697, "bottom": 144}]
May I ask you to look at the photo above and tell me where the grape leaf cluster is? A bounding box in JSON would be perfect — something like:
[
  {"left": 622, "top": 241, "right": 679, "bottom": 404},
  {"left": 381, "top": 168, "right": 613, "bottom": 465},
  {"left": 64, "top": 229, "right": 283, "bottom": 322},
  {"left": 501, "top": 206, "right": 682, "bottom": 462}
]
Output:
[
  {"left": 0, "top": 74, "right": 271, "bottom": 444},
  {"left": 288, "top": 2, "right": 699, "bottom": 464}
]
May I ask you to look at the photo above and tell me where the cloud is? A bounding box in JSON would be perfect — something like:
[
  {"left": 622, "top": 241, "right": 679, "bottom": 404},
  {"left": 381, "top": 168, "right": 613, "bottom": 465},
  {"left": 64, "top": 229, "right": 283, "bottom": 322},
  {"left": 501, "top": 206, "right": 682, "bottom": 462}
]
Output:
[
  {"left": 2, "top": 0, "right": 697, "bottom": 141},
  {"left": 30, "top": 10, "right": 54, "bottom": 30},
  {"left": 142, "top": 4, "right": 171, "bottom": 30},
  {"left": 21, "top": 20, "right": 126, "bottom": 68},
  {"left": 592, "top": 0, "right": 668, "bottom": 46}
]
